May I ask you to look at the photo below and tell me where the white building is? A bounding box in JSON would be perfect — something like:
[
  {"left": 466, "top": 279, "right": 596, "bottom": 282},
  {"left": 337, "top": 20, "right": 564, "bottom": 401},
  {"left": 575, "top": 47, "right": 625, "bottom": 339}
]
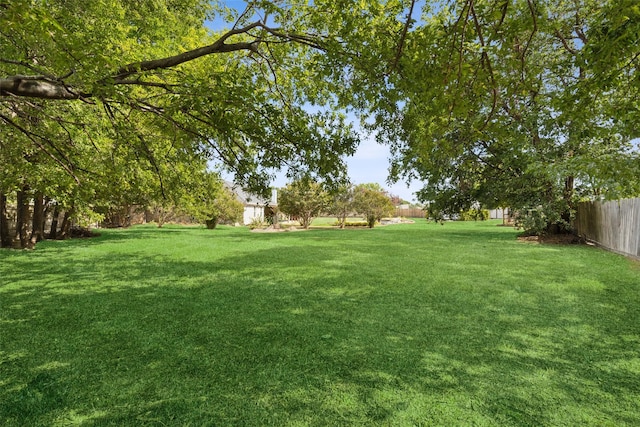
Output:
[{"left": 225, "top": 182, "right": 278, "bottom": 225}]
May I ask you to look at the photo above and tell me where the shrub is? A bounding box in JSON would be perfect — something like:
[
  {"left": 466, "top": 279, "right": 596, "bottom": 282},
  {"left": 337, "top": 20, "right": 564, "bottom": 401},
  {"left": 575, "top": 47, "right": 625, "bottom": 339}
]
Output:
[
  {"left": 459, "top": 208, "right": 489, "bottom": 221},
  {"left": 248, "top": 216, "right": 266, "bottom": 230},
  {"left": 425, "top": 206, "right": 446, "bottom": 223},
  {"left": 340, "top": 220, "right": 369, "bottom": 227}
]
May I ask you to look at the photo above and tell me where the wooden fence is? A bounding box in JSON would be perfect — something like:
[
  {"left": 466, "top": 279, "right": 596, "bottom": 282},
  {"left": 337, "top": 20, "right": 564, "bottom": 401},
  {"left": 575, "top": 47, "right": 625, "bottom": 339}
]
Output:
[
  {"left": 394, "top": 208, "right": 425, "bottom": 218},
  {"left": 574, "top": 198, "right": 640, "bottom": 259}
]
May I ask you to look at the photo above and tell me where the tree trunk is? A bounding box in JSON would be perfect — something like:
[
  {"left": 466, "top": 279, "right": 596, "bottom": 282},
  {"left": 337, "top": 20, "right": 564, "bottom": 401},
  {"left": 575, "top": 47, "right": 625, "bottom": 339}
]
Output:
[
  {"left": 367, "top": 215, "right": 376, "bottom": 228},
  {"left": 155, "top": 205, "right": 165, "bottom": 228},
  {"left": 545, "top": 175, "right": 575, "bottom": 235},
  {"left": 49, "top": 203, "right": 60, "bottom": 239},
  {"left": 338, "top": 212, "right": 347, "bottom": 229},
  {"left": 42, "top": 197, "right": 52, "bottom": 236},
  {"left": 0, "top": 192, "right": 12, "bottom": 248},
  {"left": 562, "top": 175, "right": 575, "bottom": 225},
  {"left": 58, "top": 207, "right": 74, "bottom": 239},
  {"left": 30, "top": 192, "right": 45, "bottom": 246},
  {"left": 144, "top": 208, "right": 154, "bottom": 223},
  {"left": 15, "top": 186, "right": 33, "bottom": 249}
]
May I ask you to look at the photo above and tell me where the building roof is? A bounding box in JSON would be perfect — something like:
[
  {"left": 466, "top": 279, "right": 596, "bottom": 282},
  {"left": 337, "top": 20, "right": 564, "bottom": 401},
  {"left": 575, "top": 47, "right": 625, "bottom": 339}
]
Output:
[{"left": 224, "top": 181, "right": 277, "bottom": 207}]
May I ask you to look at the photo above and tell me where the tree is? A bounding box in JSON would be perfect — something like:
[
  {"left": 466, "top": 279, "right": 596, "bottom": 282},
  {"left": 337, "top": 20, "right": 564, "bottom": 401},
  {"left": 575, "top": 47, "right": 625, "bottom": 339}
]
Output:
[
  {"left": 205, "top": 186, "right": 243, "bottom": 229},
  {"left": 2, "top": 0, "right": 402, "bottom": 247},
  {"left": 327, "top": 184, "right": 355, "bottom": 229},
  {"left": 11, "top": 0, "right": 637, "bottom": 241},
  {"left": 184, "top": 172, "right": 243, "bottom": 229},
  {"left": 0, "top": 0, "right": 375, "bottom": 194},
  {"left": 374, "top": 0, "right": 640, "bottom": 235},
  {"left": 278, "top": 180, "right": 328, "bottom": 229},
  {"left": 585, "top": 0, "right": 640, "bottom": 136},
  {"left": 353, "top": 184, "right": 394, "bottom": 228}
]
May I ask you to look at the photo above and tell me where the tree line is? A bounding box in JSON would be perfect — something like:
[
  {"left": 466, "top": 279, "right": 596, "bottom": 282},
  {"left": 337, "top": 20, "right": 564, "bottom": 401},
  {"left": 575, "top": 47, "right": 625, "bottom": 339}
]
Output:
[
  {"left": 278, "top": 181, "right": 395, "bottom": 229},
  {"left": 1, "top": 0, "right": 638, "bottom": 248}
]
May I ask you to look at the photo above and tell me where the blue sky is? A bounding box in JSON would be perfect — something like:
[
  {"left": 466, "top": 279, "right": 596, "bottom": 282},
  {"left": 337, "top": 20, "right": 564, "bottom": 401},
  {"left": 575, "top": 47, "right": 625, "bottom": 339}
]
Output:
[
  {"left": 205, "top": 3, "right": 424, "bottom": 202},
  {"left": 266, "top": 131, "right": 423, "bottom": 203}
]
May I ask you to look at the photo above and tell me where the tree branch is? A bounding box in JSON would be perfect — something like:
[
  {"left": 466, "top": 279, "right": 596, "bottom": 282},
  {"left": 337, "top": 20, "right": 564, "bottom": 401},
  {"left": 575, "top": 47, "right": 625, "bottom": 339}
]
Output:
[
  {"left": 0, "top": 76, "right": 89, "bottom": 99},
  {"left": 0, "top": 113, "right": 80, "bottom": 182},
  {"left": 554, "top": 29, "right": 577, "bottom": 55},
  {"left": 0, "top": 58, "right": 56, "bottom": 78},
  {"left": 390, "top": 0, "right": 416, "bottom": 72},
  {"left": 112, "top": 22, "right": 263, "bottom": 80},
  {"left": 470, "top": 4, "right": 498, "bottom": 131},
  {"left": 1, "top": 20, "right": 325, "bottom": 101}
]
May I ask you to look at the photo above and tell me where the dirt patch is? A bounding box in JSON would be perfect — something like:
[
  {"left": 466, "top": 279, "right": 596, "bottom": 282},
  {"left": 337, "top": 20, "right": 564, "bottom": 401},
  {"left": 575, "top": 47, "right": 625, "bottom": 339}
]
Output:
[
  {"left": 251, "top": 217, "right": 415, "bottom": 232},
  {"left": 517, "top": 233, "right": 584, "bottom": 245},
  {"left": 70, "top": 226, "right": 100, "bottom": 238},
  {"left": 251, "top": 226, "right": 306, "bottom": 233}
]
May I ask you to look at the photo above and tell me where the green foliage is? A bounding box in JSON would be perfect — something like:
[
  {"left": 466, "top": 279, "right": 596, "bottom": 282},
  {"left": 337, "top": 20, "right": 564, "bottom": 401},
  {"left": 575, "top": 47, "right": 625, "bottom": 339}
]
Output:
[
  {"left": 425, "top": 205, "right": 444, "bottom": 224},
  {"left": 1, "top": 0, "right": 373, "bottom": 247},
  {"left": 182, "top": 172, "right": 243, "bottom": 228},
  {"left": 378, "top": 0, "right": 640, "bottom": 235},
  {"left": 459, "top": 208, "right": 489, "bottom": 222},
  {"left": 4, "top": 0, "right": 637, "bottom": 242},
  {"left": 278, "top": 180, "right": 329, "bottom": 229},
  {"left": 248, "top": 216, "right": 266, "bottom": 230},
  {"left": 327, "top": 184, "right": 355, "bottom": 229},
  {"left": 514, "top": 204, "right": 573, "bottom": 237},
  {"left": 586, "top": 0, "right": 640, "bottom": 104},
  {"left": 352, "top": 183, "right": 395, "bottom": 228}
]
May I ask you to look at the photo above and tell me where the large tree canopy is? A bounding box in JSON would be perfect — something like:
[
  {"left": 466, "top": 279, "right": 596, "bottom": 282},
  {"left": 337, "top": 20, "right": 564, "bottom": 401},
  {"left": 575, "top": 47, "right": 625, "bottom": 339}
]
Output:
[
  {"left": 1, "top": 0, "right": 406, "bottom": 247},
  {"left": 1, "top": 0, "right": 401, "bottom": 197},
  {"left": 375, "top": 0, "right": 639, "bottom": 233},
  {"left": 2, "top": 0, "right": 638, "bottom": 246}
]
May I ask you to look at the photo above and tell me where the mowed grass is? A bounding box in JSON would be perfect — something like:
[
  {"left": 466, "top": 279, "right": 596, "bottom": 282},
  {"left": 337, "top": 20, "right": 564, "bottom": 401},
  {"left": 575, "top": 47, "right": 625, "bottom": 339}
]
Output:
[{"left": 1, "top": 220, "right": 639, "bottom": 426}]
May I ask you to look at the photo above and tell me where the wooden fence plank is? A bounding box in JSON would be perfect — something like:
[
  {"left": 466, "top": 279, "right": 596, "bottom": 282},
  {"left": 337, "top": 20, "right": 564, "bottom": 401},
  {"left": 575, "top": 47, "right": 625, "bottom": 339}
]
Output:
[{"left": 574, "top": 198, "right": 640, "bottom": 259}]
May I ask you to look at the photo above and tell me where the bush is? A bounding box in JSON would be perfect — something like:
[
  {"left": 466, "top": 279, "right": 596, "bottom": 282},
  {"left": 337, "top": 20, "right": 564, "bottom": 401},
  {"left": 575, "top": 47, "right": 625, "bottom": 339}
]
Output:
[
  {"left": 459, "top": 208, "right": 489, "bottom": 221},
  {"left": 340, "top": 220, "right": 369, "bottom": 227},
  {"left": 425, "top": 205, "right": 449, "bottom": 223},
  {"left": 513, "top": 206, "right": 572, "bottom": 236},
  {"left": 248, "top": 216, "right": 266, "bottom": 230}
]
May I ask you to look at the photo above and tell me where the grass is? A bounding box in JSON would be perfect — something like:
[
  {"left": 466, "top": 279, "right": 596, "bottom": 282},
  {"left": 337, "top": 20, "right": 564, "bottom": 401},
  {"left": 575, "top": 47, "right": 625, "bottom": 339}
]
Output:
[{"left": 1, "top": 219, "right": 639, "bottom": 426}]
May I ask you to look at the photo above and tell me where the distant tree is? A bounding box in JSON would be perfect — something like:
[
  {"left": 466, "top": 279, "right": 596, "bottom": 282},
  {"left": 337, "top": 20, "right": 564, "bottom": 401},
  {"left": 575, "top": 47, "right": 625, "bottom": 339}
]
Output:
[
  {"left": 388, "top": 194, "right": 406, "bottom": 206},
  {"left": 278, "top": 180, "right": 328, "bottom": 229},
  {"left": 328, "top": 184, "right": 355, "bottom": 229},
  {"left": 184, "top": 172, "right": 243, "bottom": 229},
  {"left": 353, "top": 184, "right": 395, "bottom": 228},
  {"left": 205, "top": 186, "right": 244, "bottom": 229}
]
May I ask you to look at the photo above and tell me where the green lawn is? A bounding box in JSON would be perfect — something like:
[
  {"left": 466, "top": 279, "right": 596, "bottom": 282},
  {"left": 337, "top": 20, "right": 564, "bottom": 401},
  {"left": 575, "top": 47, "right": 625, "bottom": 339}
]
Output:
[{"left": 1, "top": 220, "right": 639, "bottom": 426}]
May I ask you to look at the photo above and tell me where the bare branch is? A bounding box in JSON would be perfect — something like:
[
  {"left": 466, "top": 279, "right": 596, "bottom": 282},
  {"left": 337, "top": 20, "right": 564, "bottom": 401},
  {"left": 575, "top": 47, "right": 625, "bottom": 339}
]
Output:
[
  {"left": 1, "top": 21, "right": 325, "bottom": 100},
  {"left": 114, "top": 79, "right": 177, "bottom": 91},
  {"left": 233, "top": 3, "right": 257, "bottom": 31},
  {"left": 522, "top": 0, "right": 538, "bottom": 64},
  {"left": 259, "top": 27, "right": 327, "bottom": 51},
  {"left": 0, "top": 58, "right": 56, "bottom": 78}
]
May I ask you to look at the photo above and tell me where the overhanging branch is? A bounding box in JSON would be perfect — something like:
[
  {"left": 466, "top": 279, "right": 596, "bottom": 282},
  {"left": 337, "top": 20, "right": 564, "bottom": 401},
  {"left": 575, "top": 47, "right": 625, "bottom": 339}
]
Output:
[
  {"left": 1, "top": 21, "right": 323, "bottom": 101},
  {"left": 0, "top": 76, "right": 88, "bottom": 99}
]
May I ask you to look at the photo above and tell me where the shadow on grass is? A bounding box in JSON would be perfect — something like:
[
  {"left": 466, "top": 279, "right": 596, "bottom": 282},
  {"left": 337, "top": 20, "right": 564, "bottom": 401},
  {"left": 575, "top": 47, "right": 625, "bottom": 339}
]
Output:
[{"left": 1, "top": 223, "right": 639, "bottom": 425}]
